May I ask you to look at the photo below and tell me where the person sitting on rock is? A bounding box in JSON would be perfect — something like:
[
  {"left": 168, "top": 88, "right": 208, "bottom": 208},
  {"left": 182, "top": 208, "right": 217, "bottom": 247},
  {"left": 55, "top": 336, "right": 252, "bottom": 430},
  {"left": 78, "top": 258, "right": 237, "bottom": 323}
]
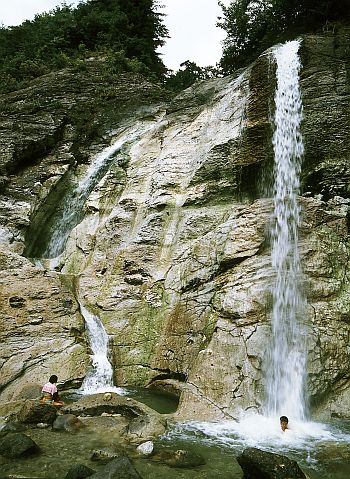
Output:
[
  {"left": 41, "top": 375, "right": 64, "bottom": 405},
  {"left": 280, "top": 415, "right": 289, "bottom": 432}
]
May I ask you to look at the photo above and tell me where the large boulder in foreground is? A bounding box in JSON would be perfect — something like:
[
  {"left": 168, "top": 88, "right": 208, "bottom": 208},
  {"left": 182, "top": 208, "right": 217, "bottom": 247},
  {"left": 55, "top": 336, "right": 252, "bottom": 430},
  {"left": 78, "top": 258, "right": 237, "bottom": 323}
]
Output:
[
  {"left": 17, "top": 399, "right": 58, "bottom": 424},
  {"left": 64, "top": 463, "right": 96, "bottom": 479},
  {"left": 0, "top": 432, "right": 39, "bottom": 458},
  {"left": 61, "top": 393, "right": 166, "bottom": 442},
  {"left": 89, "top": 456, "right": 143, "bottom": 479},
  {"left": 237, "top": 447, "right": 307, "bottom": 479},
  {"left": 52, "top": 414, "right": 85, "bottom": 433}
]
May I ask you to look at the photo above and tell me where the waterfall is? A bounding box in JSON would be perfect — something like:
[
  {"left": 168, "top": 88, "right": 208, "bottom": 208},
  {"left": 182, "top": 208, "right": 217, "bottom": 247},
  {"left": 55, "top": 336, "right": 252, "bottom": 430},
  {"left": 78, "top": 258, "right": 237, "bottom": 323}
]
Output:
[
  {"left": 79, "top": 303, "right": 124, "bottom": 394},
  {"left": 265, "top": 40, "right": 307, "bottom": 420},
  {"left": 43, "top": 120, "right": 156, "bottom": 258}
]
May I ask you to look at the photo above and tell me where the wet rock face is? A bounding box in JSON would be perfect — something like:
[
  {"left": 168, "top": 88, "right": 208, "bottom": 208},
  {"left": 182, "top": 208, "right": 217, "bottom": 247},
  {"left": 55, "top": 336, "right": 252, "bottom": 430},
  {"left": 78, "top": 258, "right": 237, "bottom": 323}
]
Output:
[
  {"left": 0, "top": 251, "right": 88, "bottom": 401},
  {"left": 300, "top": 29, "right": 350, "bottom": 200},
  {"left": 88, "top": 457, "right": 143, "bottom": 479},
  {"left": 0, "top": 29, "right": 349, "bottom": 420}
]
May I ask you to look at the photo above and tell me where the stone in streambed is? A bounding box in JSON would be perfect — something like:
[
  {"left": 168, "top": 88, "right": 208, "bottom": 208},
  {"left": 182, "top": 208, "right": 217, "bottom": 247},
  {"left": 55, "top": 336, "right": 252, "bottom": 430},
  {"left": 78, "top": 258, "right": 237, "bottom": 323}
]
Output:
[
  {"left": 237, "top": 447, "right": 307, "bottom": 479},
  {"left": 52, "top": 414, "right": 85, "bottom": 433},
  {"left": 0, "top": 432, "right": 39, "bottom": 458},
  {"left": 151, "top": 448, "right": 206, "bottom": 468},
  {"left": 89, "top": 456, "right": 143, "bottom": 479},
  {"left": 64, "top": 463, "right": 96, "bottom": 479}
]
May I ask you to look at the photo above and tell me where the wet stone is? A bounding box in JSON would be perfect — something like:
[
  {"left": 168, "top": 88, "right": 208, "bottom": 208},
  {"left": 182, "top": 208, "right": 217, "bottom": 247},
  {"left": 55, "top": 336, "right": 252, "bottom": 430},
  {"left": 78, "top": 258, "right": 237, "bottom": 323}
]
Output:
[{"left": 0, "top": 432, "right": 40, "bottom": 458}]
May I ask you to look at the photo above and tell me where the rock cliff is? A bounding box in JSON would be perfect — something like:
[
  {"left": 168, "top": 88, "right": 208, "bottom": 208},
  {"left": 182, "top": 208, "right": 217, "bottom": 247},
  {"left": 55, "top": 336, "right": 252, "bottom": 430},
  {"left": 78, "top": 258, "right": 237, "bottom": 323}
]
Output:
[{"left": 0, "top": 28, "right": 349, "bottom": 420}]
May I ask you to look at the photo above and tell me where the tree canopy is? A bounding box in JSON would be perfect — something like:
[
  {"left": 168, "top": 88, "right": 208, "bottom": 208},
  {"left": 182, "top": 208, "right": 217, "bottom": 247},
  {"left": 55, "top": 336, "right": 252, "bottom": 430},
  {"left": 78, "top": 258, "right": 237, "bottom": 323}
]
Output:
[
  {"left": 0, "top": 0, "right": 168, "bottom": 93},
  {"left": 219, "top": 0, "right": 350, "bottom": 73}
]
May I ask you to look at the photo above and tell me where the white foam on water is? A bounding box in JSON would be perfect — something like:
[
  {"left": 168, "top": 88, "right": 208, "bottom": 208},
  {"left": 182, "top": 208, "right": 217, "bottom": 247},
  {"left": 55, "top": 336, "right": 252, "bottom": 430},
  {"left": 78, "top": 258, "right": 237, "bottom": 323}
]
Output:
[{"left": 165, "top": 414, "right": 350, "bottom": 453}]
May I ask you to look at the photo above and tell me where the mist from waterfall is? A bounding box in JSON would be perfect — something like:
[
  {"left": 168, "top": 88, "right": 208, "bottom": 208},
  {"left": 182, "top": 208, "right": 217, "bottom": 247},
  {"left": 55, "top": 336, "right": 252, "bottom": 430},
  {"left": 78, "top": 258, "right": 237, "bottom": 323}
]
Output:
[{"left": 265, "top": 40, "right": 307, "bottom": 420}]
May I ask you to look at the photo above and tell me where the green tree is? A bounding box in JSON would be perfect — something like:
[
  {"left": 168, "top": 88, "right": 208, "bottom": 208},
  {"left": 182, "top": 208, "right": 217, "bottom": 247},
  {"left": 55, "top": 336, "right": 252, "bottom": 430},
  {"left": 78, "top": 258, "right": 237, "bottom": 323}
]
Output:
[
  {"left": 219, "top": 0, "right": 350, "bottom": 73},
  {"left": 0, "top": 0, "right": 168, "bottom": 93},
  {"left": 165, "top": 61, "right": 219, "bottom": 92}
]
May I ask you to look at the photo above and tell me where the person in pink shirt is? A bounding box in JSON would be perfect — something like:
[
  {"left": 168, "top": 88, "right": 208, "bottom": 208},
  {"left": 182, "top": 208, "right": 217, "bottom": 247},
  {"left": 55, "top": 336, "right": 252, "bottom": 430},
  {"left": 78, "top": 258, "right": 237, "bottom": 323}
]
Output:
[{"left": 41, "top": 375, "right": 63, "bottom": 405}]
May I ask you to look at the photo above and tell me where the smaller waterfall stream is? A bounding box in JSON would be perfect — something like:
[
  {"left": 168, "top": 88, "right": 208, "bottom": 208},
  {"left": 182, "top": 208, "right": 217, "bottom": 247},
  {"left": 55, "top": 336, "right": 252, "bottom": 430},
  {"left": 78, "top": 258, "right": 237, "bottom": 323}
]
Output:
[
  {"left": 265, "top": 40, "right": 307, "bottom": 420},
  {"left": 79, "top": 303, "right": 125, "bottom": 394},
  {"left": 43, "top": 120, "right": 158, "bottom": 258}
]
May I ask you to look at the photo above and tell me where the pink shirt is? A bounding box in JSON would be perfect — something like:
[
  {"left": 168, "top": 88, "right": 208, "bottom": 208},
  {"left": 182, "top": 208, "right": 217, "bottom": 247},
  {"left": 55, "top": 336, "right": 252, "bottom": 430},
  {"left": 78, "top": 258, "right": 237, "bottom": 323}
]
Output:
[{"left": 42, "top": 382, "right": 57, "bottom": 395}]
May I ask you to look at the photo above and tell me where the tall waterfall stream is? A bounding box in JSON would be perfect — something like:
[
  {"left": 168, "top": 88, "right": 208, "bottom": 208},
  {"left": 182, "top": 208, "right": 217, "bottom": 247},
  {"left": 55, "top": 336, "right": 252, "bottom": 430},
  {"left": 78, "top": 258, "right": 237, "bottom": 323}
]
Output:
[
  {"left": 163, "top": 41, "right": 350, "bottom": 479},
  {"left": 266, "top": 39, "right": 307, "bottom": 420}
]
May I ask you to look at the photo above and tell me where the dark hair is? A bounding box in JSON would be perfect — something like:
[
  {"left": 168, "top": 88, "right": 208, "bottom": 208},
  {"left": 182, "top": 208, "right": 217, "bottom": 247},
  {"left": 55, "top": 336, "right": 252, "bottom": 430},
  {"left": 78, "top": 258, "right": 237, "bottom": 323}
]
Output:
[
  {"left": 280, "top": 416, "right": 288, "bottom": 423},
  {"left": 49, "top": 375, "right": 58, "bottom": 383}
]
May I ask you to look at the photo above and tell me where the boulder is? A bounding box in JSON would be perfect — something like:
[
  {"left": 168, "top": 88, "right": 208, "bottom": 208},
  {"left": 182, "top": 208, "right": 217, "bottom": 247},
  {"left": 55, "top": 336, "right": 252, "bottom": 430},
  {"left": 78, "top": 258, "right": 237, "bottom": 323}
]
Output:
[
  {"left": 90, "top": 448, "right": 122, "bottom": 462},
  {"left": 237, "top": 447, "right": 307, "bottom": 479},
  {"left": 89, "top": 456, "right": 143, "bottom": 479},
  {"left": 52, "top": 414, "right": 85, "bottom": 433},
  {"left": 61, "top": 393, "right": 166, "bottom": 442},
  {"left": 0, "top": 432, "right": 39, "bottom": 458},
  {"left": 61, "top": 392, "right": 147, "bottom": 417},
  {"left": 123, "top": 414, "right": 166, "bottom": 444},
  {"left": 64, "top": 463, "right": 96, "bottom": 479},
  {"left": 151, "top": 448, "right": 206, "bottom": 468},
  {"left": 136, "top": 441, "right": 154, "bottom": 456},
  {"left": 17, "top": 400, "right": 58, "bottom": 424},
  {"left": 0, "top": 420, "right": 26, "bottom": 434}
]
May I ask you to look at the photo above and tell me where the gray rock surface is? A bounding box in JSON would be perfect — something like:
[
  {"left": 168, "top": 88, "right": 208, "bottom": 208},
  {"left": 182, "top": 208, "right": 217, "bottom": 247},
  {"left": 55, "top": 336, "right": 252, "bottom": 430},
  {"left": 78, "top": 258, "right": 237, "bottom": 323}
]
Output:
[
  {"left": 52, "top": 414, "right": 84, "bottom": 433},
  {"left": 17, "top": 400, "right": 58, "bottom": 425},
  {"left": 64, "top": 463, "right": 96, "bottom": 479},
  {"left": 0, "top": 432, "right": 39, "bottom": 458},
  {"left": 61, "top": 393, "right": 166, "bottom": 442},
  {"left": 89, "top": 456, "right": 143, "bottom": 479},
  {"left": 0, "top": 29, "right": 349, "bottom": 421},
  {"left": 237, "top": 447, "right": 307, "bottom": 479}
]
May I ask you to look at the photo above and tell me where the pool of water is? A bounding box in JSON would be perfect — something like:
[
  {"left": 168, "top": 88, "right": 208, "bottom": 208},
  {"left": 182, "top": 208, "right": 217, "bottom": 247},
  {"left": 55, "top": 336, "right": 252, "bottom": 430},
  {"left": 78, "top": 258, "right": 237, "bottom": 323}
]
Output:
[
  {"left": 1, "top": 413, "right": 349, "bottom": 478},
  {"left": 62, "top": 387, "right": 178, "bottom": 414},
  {"left": 160, "top": 415, "right": 350, "bottom": 479},
  {"left": 126, "top": 387, "right": 179, "bottom": 414}
]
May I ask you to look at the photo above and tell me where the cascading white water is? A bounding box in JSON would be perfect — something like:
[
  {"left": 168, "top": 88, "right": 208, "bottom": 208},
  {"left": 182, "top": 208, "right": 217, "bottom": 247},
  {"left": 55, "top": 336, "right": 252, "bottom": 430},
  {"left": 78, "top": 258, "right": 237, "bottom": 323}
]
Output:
[
  {"left": 265, "top": 40, "right": 307, "bottom": 420},
  {"left": 44, "top": 120, "right": 157, "bottom": 258},
  {"left": 79, "top": 303, "right": 124, "bottom": 394}
]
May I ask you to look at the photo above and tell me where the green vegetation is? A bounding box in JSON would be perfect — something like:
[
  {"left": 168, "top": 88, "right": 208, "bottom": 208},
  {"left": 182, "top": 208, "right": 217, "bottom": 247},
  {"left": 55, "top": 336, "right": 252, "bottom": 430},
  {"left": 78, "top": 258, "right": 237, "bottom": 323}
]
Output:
[
  {"left": 1, "top": 0, "right": 349, "bottom": 95},
  {"left": 165, "top": 61, "right": 219, "bottom": 92},
  {"left": 0, "top": 0, "right": 168, "bottom": 93},
  {"left": 219, "top": 0, "right": 350, "bottom": 73}
]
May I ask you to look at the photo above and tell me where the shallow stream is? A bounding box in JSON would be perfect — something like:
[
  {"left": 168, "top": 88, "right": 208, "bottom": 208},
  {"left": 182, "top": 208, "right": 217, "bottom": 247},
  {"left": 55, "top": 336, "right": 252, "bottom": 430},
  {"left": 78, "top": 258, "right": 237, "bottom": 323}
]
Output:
[{"left": 1, "top": 391, "right": 349, "bottom": 479}]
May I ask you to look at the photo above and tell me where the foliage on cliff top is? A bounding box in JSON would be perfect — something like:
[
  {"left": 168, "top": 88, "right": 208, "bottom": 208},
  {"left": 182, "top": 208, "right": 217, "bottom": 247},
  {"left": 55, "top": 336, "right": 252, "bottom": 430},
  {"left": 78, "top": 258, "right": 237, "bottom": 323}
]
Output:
[
  {"left": 0, "top": 0, "right": 168, "bottom": 94},
  {"left": 219, "top": 0, "right": 350, "bottom": 73}
]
